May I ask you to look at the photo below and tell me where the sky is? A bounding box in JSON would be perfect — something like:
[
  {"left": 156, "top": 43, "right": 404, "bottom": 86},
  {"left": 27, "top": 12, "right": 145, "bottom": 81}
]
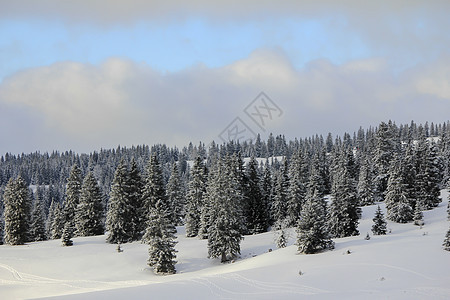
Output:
[{"left": 0, "top": 1, "right": 449, "bottom": 155}]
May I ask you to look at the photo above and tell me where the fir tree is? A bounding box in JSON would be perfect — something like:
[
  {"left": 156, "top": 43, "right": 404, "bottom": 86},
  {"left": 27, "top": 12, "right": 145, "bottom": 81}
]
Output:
[
  {"left": 245, "top": 156, "right": 269, "bottom": 234},
  {"left": 207, "top": 157, "right": 244, "bottom": 263},
  {"left": 371, "top": 205, "right": 387, "bottom": 235},
  {"left": 357, "top": 156, "right": 375, "bottom": 206},
  {"left": 75, "top": 172, "right": 105, "bottom": 236},
  {"left": 166, "top": 162, "right": 185, "bottom": 226},
  {"left": 3, "top": 177, "right": 31, "bottom": 245},
  {"left": 198, "top": 161, "right": 217, "bottom": 239},
  {"left": 329, "top": 161, "right": 360, "bottom": 238},
  {"left": 274, "top": 218, "right": 289, "bottom": 248},
  {"left": 296, "top": 188, "right": 334, "bottom": 254},
  {"left": 443, "top": 227, "right": 450, "bottom": 251},
  {"left": 29, "top": 193, "right": 47, "bottom": 241},
  {"left": 50, "top": 202, "right": 64, "bottom": 239},
  {"left": 143, "top": 156, "right": 177, "bottom": 274},
  {"left": 261, "top": 161, "right": 273, "bottom": 225},
  {"left": 413, "top": 205, "right": 424, "bottom": 226},
  {"left": 271, "top": 160, "right": 289, "bottom": 226},
  {"left": 185, "top": 156, "right": 207, "bottom": 237},
  {"left": 106, "top": 159, "right": 134, "bottom": 243},
  {"left": 46, "top": 199, "right": 57, "bottom": 238},
  {"left": 61, "top": 221, "right": 74, "bottom": 246},
  {"left": 128, "top": 157, "right": 144, "bottom": 240},
  {"left": 385, "top": 158, "right": 413, "bottom": 223},
  {"left": 287, "top": 151, "right": 307, "bottom": 227},
  {"left": 64, "top": 165, "right": 82, "bottom": 229}
]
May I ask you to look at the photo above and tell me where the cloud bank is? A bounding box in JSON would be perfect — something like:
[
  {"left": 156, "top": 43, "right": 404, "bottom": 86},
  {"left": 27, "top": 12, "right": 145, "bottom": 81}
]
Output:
[{"left": 1, "top": 50, "right": 449, "bottom": 154}]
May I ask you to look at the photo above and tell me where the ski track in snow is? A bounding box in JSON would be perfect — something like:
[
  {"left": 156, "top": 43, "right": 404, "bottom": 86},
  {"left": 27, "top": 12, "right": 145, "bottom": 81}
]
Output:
[
  {"left": 186, "top": 273, "right": 329, "bottom": 298},
  {"left": 0, "top": 262, "right": 152, "bottom": 290}
]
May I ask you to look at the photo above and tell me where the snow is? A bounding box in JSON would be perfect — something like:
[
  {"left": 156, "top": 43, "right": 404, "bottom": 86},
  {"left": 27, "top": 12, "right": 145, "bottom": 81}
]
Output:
[{"left": 1, "top": 191, "right": 449, "bottom": 299}]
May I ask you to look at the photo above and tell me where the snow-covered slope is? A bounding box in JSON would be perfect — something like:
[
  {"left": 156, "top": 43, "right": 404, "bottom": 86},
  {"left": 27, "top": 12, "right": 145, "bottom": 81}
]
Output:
[{"left": 1, "top": 191, "right": 449, "bottom": 300}]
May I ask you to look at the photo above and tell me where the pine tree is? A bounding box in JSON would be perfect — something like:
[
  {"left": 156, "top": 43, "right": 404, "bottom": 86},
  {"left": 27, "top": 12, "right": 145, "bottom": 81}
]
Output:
[
  {"left": 61, "top": 221, "right": 74, "bottom": 246},
  {"left": 64, "top": 165, "right": 82, "bottom": 229},
  {"left": 443, "top": 227, "right": 450, "bottom": 251},
  {"left": 50, "top": 202, "right": 64, "bottom": 239},
  {"left": 29, "top": 193, "right": 47, "bottom": 241},
  {"left": 106, "top": 159, "right": 134, "bottom": 243},
  {"left": 296, "top": 188, "right": 334, "bottom": 254},
  {"left": 198, "top": 161, "right": 217, "bottom": 239},
  {"left": 357, "top": 156, "right": 375, "bottom": 206},
  {"left": 75, "top": 172, "right": 105, "bottom": 236},
  {"left": 128, "top": 157, "right": 144, "bottom": 240},
  {"left": 385, "top": 158, "right": 413, "bottom": 223},
  {"left": 166, "top": 162, "right": 185, "bottom": 226},
  {"left": 3, "top": 177, "right": 31, "bottom": 245},
  {"left": 271, "top": 160, "right": 289, "bottom": 227},
  {"left": 46, "top": 199, "right": 57, "bottom": 238},
  {"left": 207, "top": 157, "right": 244, "bottom": 263},
  {"left": 261, "top": 161, "right": 273, "bottom": 225},
  {"left": 185, "top": 156, "right": 207, "bottom": 237},
  {"left": 143, "top": 156, "right": 177, "bottom": 274},
  {"left": 245, "top": 156, "right": 269, "bottom": 234},
  {"left": 287, "top": 151, "right": 307, "bottom": 227},
  {"left": 413, "top": 205, "right": 424, "bottom": 226},
  {"left": 329, "top": 159, "right": 360, "bottom": 238},
  {"left": 371, "top": 205, "right": 387, "bottom": 235}
]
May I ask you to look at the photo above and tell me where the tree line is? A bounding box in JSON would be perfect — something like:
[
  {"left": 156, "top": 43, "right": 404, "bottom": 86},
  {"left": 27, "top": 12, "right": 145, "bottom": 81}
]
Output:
[{"left": 1, "top": 120, "right": 450, "bottom": 274}]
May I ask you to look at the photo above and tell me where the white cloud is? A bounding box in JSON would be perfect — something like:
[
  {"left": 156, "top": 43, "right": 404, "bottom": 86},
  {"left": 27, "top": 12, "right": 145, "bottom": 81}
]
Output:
[{"left": 0, "top": 50, "right": 449, "bottom": 154}]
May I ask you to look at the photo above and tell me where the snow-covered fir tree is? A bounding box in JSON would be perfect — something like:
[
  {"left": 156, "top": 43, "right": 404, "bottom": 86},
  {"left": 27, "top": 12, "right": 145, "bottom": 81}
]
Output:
[
  {"left": 296, "top": 186, "right": 334, "bottom": 254},
  {"left": 207, "top": 157, "right": 244, "bottom": 263},
  {"left": 185, "top": 156, "right": 207, "bottom": 237},
  {"left": 357, "top": 156, "right": 375, "bottom": 206},
  {"left": 329, "top": 155, "right": 360, "bottom": 238},
  {"left": 64, "top": 165, "right": 82, "bottom": 230},
  {"left": 385, "top": 157, "right": 413, "bottom": 223},
  {"left": 271, "top": 159, "right": 289, "bottom": 227},
  {"left": 128, "top": 157, "right": 144, "bottom": 240},
  {"left": 46, "top": 199, "right": 57, "bottom": 238},
  {"left": 198, "top": 159, "right": 218, "bottom": 239},
  {"left": 142, "top": 155, "right": 177, "bottom": 274},
  {"left": 106, "top": 159, "right": 134, "bottom": 243},
  {"left": 3, "top": 177, "right": 31, "bottom": 245},
  {"left": 371, "top": 205, "right": 387, "bottom": 235},
  {"left": 443, "top": 227, "right": 450, "bottom": 251},
  {"left": 50, "top": 202, "right": 64, "bottom": 239},
  {"left": 286, "top": 151, "right": 307, "bottom": 227},
  {"left": 75, "top": 172, "right": 105, "bottom": 236},
  {"left": 415, "top": 137, "right": 441, "bottom": 210},
  {"left": 29, "top": 193, "right": 47, "bottom": 241},
  {"left": 274, "top": 218, "right": 289, "bottom": 248},
  {"left": 413, "top": 204, "right": 424, "bottom": 226},
  {"left": 244, "top": 156, "right": 269, "bottom": 234},
  {"left": 142, "top": 154, "right": 171, "bottom": 242},
  {"left": 260, "top": 160, "right": 273, "bottom": 225},
  {"left": 166, "top": 162, "right": 185, "bottom": 226},
  {"left": 61, "top": 221, "right": 74, "bottom": 246},
  {"left": 374, "top": 121, "right": 399, "bottom": 200}
]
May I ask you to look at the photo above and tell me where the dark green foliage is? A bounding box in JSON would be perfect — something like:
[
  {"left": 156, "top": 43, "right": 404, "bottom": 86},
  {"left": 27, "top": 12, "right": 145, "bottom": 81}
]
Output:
[
  {"left": 287, "top": 151, "right": 307, "bottom": 227},
  {"left": 185, "top": 156, "right": 207, "bottom": 237},
  {"left": 61, "top": 221, "right": 74, "bottom": 246},
  {"left": 64, "top": 165, "right": 82, "bottom": 228},
  {"left": 128, "top": 158, "right": 144, "bottom": 239},
  {"left": 75, "top": 172, "right": 105, "bottom": 236},
  {"left": 106, "top": 159, "right": 134, "bottom": 244},
  {"left": 329, "top": 157, "right": 360, "bottom": 238},
  {"left": 207, "top": 157, "right": 244, "bottom": 263},
  {"left": 3, "top": 177, "right": 31, "bottom": 245},
  {"left": 50, "top": 202, "right": 64, "bottom": 239},
  {"left": 443, "top": 227, "right": 450, "bottom": 251},
  {"left": 143, "top": 155, "right": 177, "bottom": 274},
  {"left": 385, "top": 158, "right": 413, "bottom": 223},
  {"left": 245, "top": 156, "right": 269, "bottom": 234},
  {"left": 29, "top": 193, "right": 47, "bottom": 242},
  {"left": 166, "top": 162, "right": 185, "bottom": 226},
  {"left": 357, "top": 157, "right": 375, "bottom": 206},
  {"left": 296, "top": 188, "right": 334, "bottom": 254},
  {"left": 271, "top": 160, "right": 289, "bottom": 226},
  {"left": 371, "top": 205, "right": 387, "bottom": 235}
]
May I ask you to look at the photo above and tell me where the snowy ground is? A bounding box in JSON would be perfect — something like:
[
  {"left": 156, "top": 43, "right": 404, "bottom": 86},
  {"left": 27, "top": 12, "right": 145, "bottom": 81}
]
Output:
[{"left": 1, "top": 190, "right": 449, "bottom": 300}]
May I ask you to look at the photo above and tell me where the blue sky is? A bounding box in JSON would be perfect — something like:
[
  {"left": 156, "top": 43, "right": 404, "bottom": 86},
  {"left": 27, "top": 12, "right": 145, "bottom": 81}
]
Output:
[{"left": 0, "top": 1, "right": 449, "bottom": 154}]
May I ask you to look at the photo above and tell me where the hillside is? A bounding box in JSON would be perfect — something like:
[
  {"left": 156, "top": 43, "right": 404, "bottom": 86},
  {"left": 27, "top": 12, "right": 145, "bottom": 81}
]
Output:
[{"left": 1, "top": 191, "right": 449, "bottom": 300}]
